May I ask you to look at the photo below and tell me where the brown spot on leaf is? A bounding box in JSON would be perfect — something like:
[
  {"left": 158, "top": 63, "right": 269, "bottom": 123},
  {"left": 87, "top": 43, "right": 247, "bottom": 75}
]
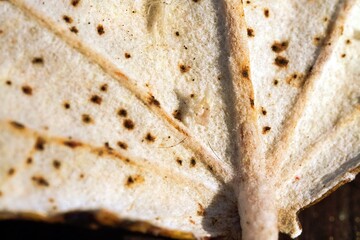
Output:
[
  {"left": 63, "top": 102, "right": 71, "bottom": 109},
  {"left": 90, "top": 95, "right": 102, "bottom": 105},
  {"left": 118, "top": 109, "right": 127, "bottom": 117},
  {"left": 70, "top": 26, "right": 78, "bottom": 34},
  {"left": 179, "top": 64, "right": 191, "bottom": 73},
  {"left": 124, "top": 53, "right": 131, "bottom": 59},
  {"left": 197, "top": 203, "right": 205, "bottom": 216},
  {"left": 125, "top": 175, "right": 144, "bottom": 187},
  {"left": 274, "top": 56, "right": 289, "bottom": 68},
  {"left": 148, "top": 95, "right": 160, "bottom": 107},
  {"left": 5, "top": 80, "right": 12, "bottom": 86},
  {"left": 22, "top": 85, "right": 33, "bottom": 95},
  {"left": 53, "top": 160, "right": 61, "bottom": 169},
  {"left": 145, "top": 133, "right": 156, "bottom": 142},
  {"left": 31, "top": 176, "right": 49, "bottom": 187},
  {"left": 71, "top": 0, "right": 80, "bottom": 7},
  {"left": 173, "top": 109, "right": 182, "bottom": 121},
  {"left": 10, "top": 121, "right": 25, "bottom": 130},
  {"left": 175, "top": 31, "right": 180, "bottom": 36},
  {"left": 35, "top": 137, "right": 46, "bottom": 151},
  {"left": 26, "top": 157, "right": 33, "bottom": 165},
  {"left": 264, "top": 9, "right": 269, "bottom": 18},
  {"left": 123, "top": 119, "right": 135, "bottom": 130},
  {"left": 32, "top": 57, "right": 44, "bottom": 64},
  {"left": 242, "top": 67, "right": 249, "bottom": 79},
  {"left": 190, "top": 158, "right": 196, "bottom": 167},
  {"left": 261, "top": 107, "right": 267, "bottom": 116},
  {"left": 341, "top": 53, "right": 346, "bottom": 58},
  {"left": 247, "top": 28, "right": 254, "bottom": 37},
  {"left": 62, "top": 15, "right": 73, "bottom": 24},
  {"left": 8, "top": 168, "right": 15, "bottom": 176},
  {"left": 97, "top": 24, "right": 105, "bottom": 35},
  {"left": 63, "top": 140, "right": 82, "bottom": 148},
  {"left": 286, "top": 72, "right": 304, "bottom": 88},
  {"left": 346, "top": 39, "right": 351, "bottom": 44},
  {"left": 262, "top": 126, "right": 271, "bottom": 134},
  {"left": 176, "top": 158, "right": 183, "bottom": 166},
  {"left": 100, "top": 84, "right": 108, "bottom": 92},
  {"left": 117, "top": 141, "right": 128, "bottom": 150},
  {"left": 82, "top": 114, "right": 93, "bottom": 124},
  {"left": 250, "top": 98, "right": 255, "bottom": 108},
  {"left": 271, "top": 41, "right": 289, "bottom": 53},
  {"left": 273, "top": 79, "right": 279, "bottom": 86}
]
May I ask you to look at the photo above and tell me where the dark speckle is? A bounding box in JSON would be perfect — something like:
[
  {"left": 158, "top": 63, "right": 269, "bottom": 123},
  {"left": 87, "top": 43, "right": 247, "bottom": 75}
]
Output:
[
  {"left": 173, "top": 109, "right": 182, "bottom": 121},
  {"left": 32, "top": 57, "right": 44, "bottom": 64},
  {"left": 8, "top": 168, "right": 15, "bottom": 176},
  {"left": 176, "top": 158, "right": 183, "bottom": 166},
  {"left": 262, "top": 126, "right": 271, "bottom": 134},
  {"left": 63, "top": 102, "right": 71, "bottom": 109},
  {"left": 118, "top": 108, "right": 127, "bottom": 117},
  {"left": 82, "top": 114, "right": 93, "bottom": 124},
  {"left": 179, "top": 64, "right": 191, "bottom": 73},
  {"left": 10, "top": 121, "right": 25, "bottom": 130},
  {"left": 125, "top": 175, "right": 144, "bottom": 187},
  {"left": 148, "top": 95, "right": 160, "bottom": 107},
  {"left": 5, "top": 80, "right": 12, "bottom": 86},
  {"left": 100, "top": 84, "right": 108, "bottom": 92},
  {"left": 346, "top": 39, "right": 351, "bottom": 44},
  {"left": 250, "top": 98, "right": 255, "bottom": 108},
  {"left": 242, "top": 67, "right": 249, "bottom": 79},
  {"left": 70, "top": 26, "right": 78, "bottom": 34},
  {"left": 175, "top": 31, "right": 180, "bottom": 36},
  {"left": 273, "top": 79, "right": 279, "bottom": 86},
  {"left": 71, "top": 0, "right": 80, "bottom": 7},
  {"left": 53, "top": 160, "right": 61, "bottom": 169},
  {"left": 125, "top": 53, "right": 131, "bottom": 59},
  {"left": 274, "top": 56, "right": 289, "bottom": 68},
  {"left": 97, "top": 24, "right": 105, "bottom": 35},
  {"left": 31, "top": 176, "right": 49, "bottom": 187},
  {"left": 190, "top": 158, "right": 196, "bottom": 167},
  {"left": 35, "top": 137, "right": 46, "bottom": 151},
  {"left": 62, "top": 15, "right": 73, "bottom": 24},
  {"left": 117, "top": 141, "right": 128, "bottom": 150},
  {"left": 145, "top": 133, "right": 156, "bottom": 142},
  {"left": 26, "top": 157, "right": 33, "bottom": 165},
  {"left": 90, "top": 95, "right": 102, "bottom": 105},
  {"left": 63, "top": 140, "right": 82, "bottom": 148},
  {"left": 247, "top": 28, "right": 254, "bottom": 37},
  {"left": 341, "top": 53, "right": 346, "bottom": 58},
  {"left": 261, "top": 107, "right": 267, "bottom": 116},
  {"left": 21, "top": 85, "right": 33, "bottom": 95},
  {"left": 123, "top": 119, "right": 135, "bottom": 130},
  {"left": 264, "top": 9, "right": 269, "bottom": 18},
  {"left": 271, "top": 41, "right": 289, "bottom": 53}
]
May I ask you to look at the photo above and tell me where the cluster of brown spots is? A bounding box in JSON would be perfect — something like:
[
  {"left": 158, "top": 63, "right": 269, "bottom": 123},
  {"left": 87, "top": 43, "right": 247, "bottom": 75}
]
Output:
[
  {"left": 273, "top": 79, "right": 279, "bottom": 86},
  {"left": 173, "top": 109, "right": 182, "bottom": 121},
  {"left": 97, "top": 24, "right": 105, "bottom": 35},
  {"left": 53, "top": 160, "right": 61, "bottom": 169},
  {"left": 8, "top": 168, "right": 15, "bottom": 176},
  {"left": 261, "top": 107, "right": 267, "bottom": 116},
  {"left": 82, "top": 114, "right": 93, "bottom": 124},
  {"left": 179, "top": 64, "right": 191, "bottom": 73},
  {"left": 262, "top": 126, "right": 271, "bottom": 134},
  {"left": 124, "top": 53, "right": 131, "bottom": 59},
  {"left": 31, "top": 176, "right": 49, "bottom": 187},
  {"left": 197, "top": 203, "right": 205, "bottom": 216},
  {"left": 104, "top": 142, "right": 113, "bottom": 150},
  {"left": 271, "top": 41, "right": 289, "bottom": 53},
  {"left": 32, "top": 57, "right": 44, "bottom": 65},
  {"left": 148, "top": 95, "right": 160, "bottom": 107},
  {"left": 176, "top": 158, "right": 183, "bottom": 166},
  {"left": 71, "top": 0, "right": 80, "bottom": 7},
  {"left": 313, "top": 36, "right": 322, "bottom": 45},
  {"left": 247, "top": 28, "right": 254, "bottom": 37},
  {"left": 26, "top": 157, "right": 33, "bottom": 165},
  {"left": 123, "top": 119, "right": 135, "bottom": 130},
  {"left": 35, "top": 137, "right": 46, "bottom": 151},
  {"left": 5, "top": 80, "right": 12, "bottom": 86},
  {"left": 62, "top": 15, "right": 73, "bottom": 24},
  {"left": 286, "top": 73, "right": 304, "bottom": 87},
  {"left": 21, "top": 85, "right": 33, "bottom": 95},
  {"left": 241, "top": 67, "right": 250, "bottom": 79},
  {"left": 264, "top": 9, "right": 270, "bottom": 18},
  {"left": 100, "top": 83, "right": 108, "bottom": 92},
  {"left": 274, "top": 56, "right": 289, "bottom": 68},
  {"left": 118, "top": 108, "right": 128, "bottom": 117},
  {"left": 10, "top": 121, "right": 25, "bottom": 129},
  {"left": 70, "top": 26, "right": 78, "bottom": 34},
  {"left": 125, "top": 175, "right": 144, "bottom": 187},
  {"left": 175, "top": 31, "right": 180, "bottom": 36},
  {"left": 145, "top": 132, "right": 156, "bottom": 142},
  {"left": 90, "top": 95, "right": 102, "bottom": 105},
  {"left": 63, "top": 102, "right": 71, "bottom": 109},
  {"left": 117, "top": 141, "right": 128, "bottom": 150},
  {"left": 63, "top": 140, "right": 82, "bottom": 148},
  {"left": 190, "top": 158, "right": 196, "bottom": 167}
]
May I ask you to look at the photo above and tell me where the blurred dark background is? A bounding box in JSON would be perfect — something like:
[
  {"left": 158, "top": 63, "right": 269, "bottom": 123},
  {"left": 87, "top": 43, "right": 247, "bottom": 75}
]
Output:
[{"left": 1, "top": 176, "right": 359, "bottom": 240}]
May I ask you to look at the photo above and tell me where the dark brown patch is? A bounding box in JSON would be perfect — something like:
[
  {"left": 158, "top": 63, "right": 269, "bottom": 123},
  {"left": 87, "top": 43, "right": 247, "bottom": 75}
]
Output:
[
  {"left": 197, "top": 203, "right": 205, "bottom": 216},
  {"left": 10, "top": 121, "right": 25, "bottom": 130},
  {"left": 346, "top": 39, "right": 351, "bottom": 45},
  {"left": 190, "top": 158, "right": 196, "bottom": 167},
  {"left": 274, "top": 56, "right": 289, "bottom": 68},
  {"left": 123, "top": 119, "right": 135, "bottom": 130},
  {"left": 273, "top": 79, "right": 279, "bottom": 86},
  {"left": 32, "top": 57, "right": 44, "bottom": 64},
  {"left": 118, "top": 109, "right": 127, "bottom": 117},
  {"left": 262, "top": 126, "right": 271, "bottom": 134},
  {"left": 31, "top": 176, "right": 49, "bottom": 187},
  {"left": 313, "top": 36, "right": 322, "bottom": 45},
  {"left": 261, "top": 107, "right": 267, "bottom": 116},
  {"left": 26, "top": 157, "right": 33, "bottom": 165},
  {"left": 63, "top": 140, "right": 82, "bottom": 148},
  {"left": 62, "top": 15, "right": 73, "bottom": 24},
  {"left": 35, "top": 137, "right": 46, "bottom": 151},
  {"left": 8, "top": 168, "right": 15, "bottom": 176},
  {"left": 179, "top": 64, "right": 191, "bottom": 73},
  {"left": 176, "top": 158, "right": 183, "bottom": 166},
  {"left": 241, "top": 67, "right": 249, "bottom": 79},
  {"left": 97, "top": 24, "right": 105, "bottom": 35},
  {"left": 190, "top": 94, "right": 195, "bottom": 98},
  {"left": 90, "top": 95, "right": 102, "bottom": 105},
  {"left": 286, "top": 72, "right": 304, "bottom": 87},
  {"left": 323, "top": 17, "right": 328, "bottom": 22},
  {"left": 247, "top": 28, "right": 254, "bottom": 37},
  {"left": 271, "top": 41, "right": 289, "bottom": 53},
  {"left": 100, "top": 84, "right": 108, "bottom": 92},
  {"left": 148, "top": 95, "right": 160, "bottom": 107},
  {"left": 71, "top": 0, "right": 80, "bottom": 7},
  {"left": 5, "top": 80, "right": 12, "bottom": 86},
  {"left": 53, "top": 160, "right": 61, "bottom": 169},
  {"left": 79, "top": 173, "right": 85, "bottom": 179},
  {"left": 104, "top": 142, "right": 113, "bottom": 150},
  {"left": 175, "top": 31, "right": 180, "bottom": 36},
  {"left": 63, "top": 102, "right": 71, "bottom": 109},
  {"left": 145, "top": 133, "right": 156, "bottom": 142},
  {"left": 70, "top": 26, "right": 78, "bottom": 34},
  {"left": 341, "top": 53, "right": 346, "bottom": 58},
  {"left": 124, "top": 53, "right": 131, "bottom": 59},
  {"left": 264, "top": 9, "right": 269, "bottom": 18},
  {"left": 21, "top": 85, "right": 33, "bottom": 95},
  {"left": 250, "top": 98, "right": 255, "bottom": 108},
  {"left": 117, "top": 141, "right": 128, "bottom": 150},
  {"left": 82, "top": 114, "right": 93, "bottom": 124},
  {"left": 173, "top": 109, "right": 182, "bottom": 121},
  {"left": 125, "top": 175, "right": 144, "bottom": 187}
]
